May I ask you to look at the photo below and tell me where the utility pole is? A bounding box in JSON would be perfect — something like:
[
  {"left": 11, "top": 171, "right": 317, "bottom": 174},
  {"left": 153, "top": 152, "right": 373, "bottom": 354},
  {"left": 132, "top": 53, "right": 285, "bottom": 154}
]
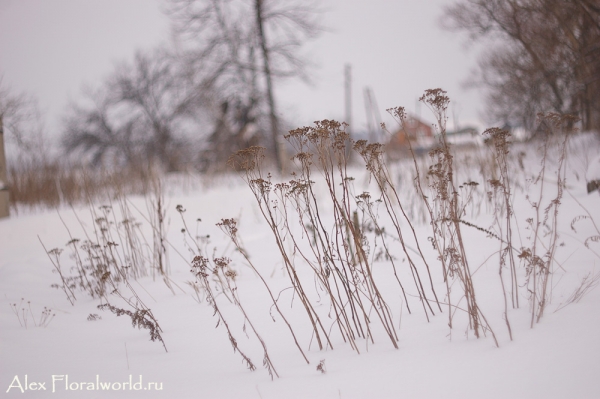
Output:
[
  {"left": 344, "top": 64, "right": 353, "bottom": 137},
  {"left": 344, "top": 64, "right": 354, "bottom": 160},
  {"left": 0, "top": 116, "right": 9, "bottom": 218},
  {"left": 364, "top": 87, "right": 382, "bottom": 143},
  {"left": 364, "top": 88, "right": 374, "bottom": 142}
]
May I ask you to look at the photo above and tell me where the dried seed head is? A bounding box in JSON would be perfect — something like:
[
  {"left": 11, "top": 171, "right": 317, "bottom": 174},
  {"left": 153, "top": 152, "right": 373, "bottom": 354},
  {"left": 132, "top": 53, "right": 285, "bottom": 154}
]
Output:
[
  {"left": 419, "top": 89, "right": 450, "bottom": 112},
  {"left": 228, "top": 146, "right": 266, "bottom": 171}
]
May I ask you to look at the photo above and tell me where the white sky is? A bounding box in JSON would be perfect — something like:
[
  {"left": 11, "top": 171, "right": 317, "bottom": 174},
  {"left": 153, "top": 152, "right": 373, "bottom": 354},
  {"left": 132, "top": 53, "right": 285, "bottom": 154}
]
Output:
[{"left": 0, "top": 0, "right": 484, "bottom": 142}]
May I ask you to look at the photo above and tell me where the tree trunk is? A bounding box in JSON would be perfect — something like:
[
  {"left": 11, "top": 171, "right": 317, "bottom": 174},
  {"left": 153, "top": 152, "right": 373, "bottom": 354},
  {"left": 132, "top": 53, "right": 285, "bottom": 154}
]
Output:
[{"left": 254, "top": 0, "right": 287, "bottom": 174}]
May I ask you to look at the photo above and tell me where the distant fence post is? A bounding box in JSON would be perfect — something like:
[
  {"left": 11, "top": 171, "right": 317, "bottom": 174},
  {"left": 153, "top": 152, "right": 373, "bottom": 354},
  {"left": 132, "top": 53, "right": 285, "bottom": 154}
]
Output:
[{"left": 0, "top": 116, "right": 9, "bottom": 219}]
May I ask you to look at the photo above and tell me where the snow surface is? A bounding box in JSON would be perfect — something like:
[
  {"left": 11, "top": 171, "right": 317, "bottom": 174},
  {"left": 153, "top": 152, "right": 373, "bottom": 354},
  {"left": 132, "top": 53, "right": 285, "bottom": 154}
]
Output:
[{"left": 2, "top": 135, "right": 600, "bottom": 399}]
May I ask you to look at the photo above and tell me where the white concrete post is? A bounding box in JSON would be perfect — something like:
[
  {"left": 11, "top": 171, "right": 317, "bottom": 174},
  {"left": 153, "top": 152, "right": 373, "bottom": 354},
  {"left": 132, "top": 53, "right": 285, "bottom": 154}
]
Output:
[{"left": 0, "top": 116, "right": 10, "bottom": 218}]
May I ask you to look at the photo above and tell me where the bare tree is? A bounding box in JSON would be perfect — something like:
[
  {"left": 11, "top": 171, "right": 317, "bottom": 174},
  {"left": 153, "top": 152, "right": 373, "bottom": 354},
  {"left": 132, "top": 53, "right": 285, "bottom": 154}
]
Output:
[
  {"left": 444, "top": 0, "right": 600, "bottom": 131},
  {"left": 0, "top": 79, "right": 48, "bottom": 161},
  {"left": 167, "top": 0, "right": 322, "bottom": 172},
  {"left": 63, "top": 89, "right": 142, "bottom": 167},
  {"left": 167, "top": 0, "right": 265, "bottom": 171},
  {"left": 199, "top": 97, "right": 262, "bottom": 172},
  {"left": 63, "top": 49, "right": 205, "bottom": 171}
]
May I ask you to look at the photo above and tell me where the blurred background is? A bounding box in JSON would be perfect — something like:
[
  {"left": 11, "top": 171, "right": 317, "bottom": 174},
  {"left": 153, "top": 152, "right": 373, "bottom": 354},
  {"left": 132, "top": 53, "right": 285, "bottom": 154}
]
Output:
[{"left": 0, "top": 0, "right": 597, "bottom": 210}]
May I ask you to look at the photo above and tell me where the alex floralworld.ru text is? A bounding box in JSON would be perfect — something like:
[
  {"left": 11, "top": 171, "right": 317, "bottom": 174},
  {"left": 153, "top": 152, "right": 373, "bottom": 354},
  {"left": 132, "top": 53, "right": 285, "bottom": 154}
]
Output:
[{"left": 6, "top": 375, "right": 163, "bottom": 393}]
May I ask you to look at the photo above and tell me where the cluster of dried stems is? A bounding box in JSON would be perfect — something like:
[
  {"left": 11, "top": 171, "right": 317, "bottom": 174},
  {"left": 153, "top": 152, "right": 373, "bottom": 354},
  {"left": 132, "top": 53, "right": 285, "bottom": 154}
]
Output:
[
  {"left": 229, "top": 125, "right": 402, "bottom": 353},
  {"left": 41, "top": 179, "right": 169, "bottom": 352},
  {"left": 188, "top": 112, "right": 597, "bottom": 375},
  {"left": 9, "top": 298, "right": 55, "bottom": 329},
  {"left": 388, "top": 90, "right": 498, "bottom": 346},
  {"left": 35, "top": 86, "right": 599, "bottom": 379},
  {"left": 218, "top": 218, "right": 310, "bottom": 365},
  {"left": 520, "top": 113, "right": 578, "bottom": 327},
  {"left": 218, "top": 89, "right": 589, "bottom": 364},
  {"left": 178, "top": 205, "right": 283, "bottom": 379},
  {"left": 190, "top": 254, "right": 280, "bottom": 379},
  {"left": 353, "top": 139, "right": 441, "bottom": 322},
  {"left": 8, "top": 159, "right": 161, "bottom": 212},
  {"left": 482, "top": 127, "right": 517, "bottom": 340}
]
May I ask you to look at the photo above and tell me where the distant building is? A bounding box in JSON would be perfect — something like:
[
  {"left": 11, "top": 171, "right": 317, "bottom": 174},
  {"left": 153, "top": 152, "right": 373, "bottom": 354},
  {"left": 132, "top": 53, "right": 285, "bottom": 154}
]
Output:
[
  {"left": 443, "top": 126, "right": 482, "bottom": 147},
  {"left": 386, "top": 115, "right": 435, "bottom": 158}
]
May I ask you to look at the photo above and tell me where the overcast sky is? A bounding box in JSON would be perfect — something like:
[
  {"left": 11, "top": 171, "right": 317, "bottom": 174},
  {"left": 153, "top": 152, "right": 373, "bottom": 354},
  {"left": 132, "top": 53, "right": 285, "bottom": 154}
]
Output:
[{"left": 0, "top": 0, "right": 484, "bottom": 142}]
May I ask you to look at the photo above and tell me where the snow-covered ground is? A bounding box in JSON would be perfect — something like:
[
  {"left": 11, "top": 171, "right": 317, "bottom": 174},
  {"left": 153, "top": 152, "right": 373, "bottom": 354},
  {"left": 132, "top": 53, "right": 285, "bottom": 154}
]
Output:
[{"left": 2, "top": 133, "right": 600, "bottom": 399}]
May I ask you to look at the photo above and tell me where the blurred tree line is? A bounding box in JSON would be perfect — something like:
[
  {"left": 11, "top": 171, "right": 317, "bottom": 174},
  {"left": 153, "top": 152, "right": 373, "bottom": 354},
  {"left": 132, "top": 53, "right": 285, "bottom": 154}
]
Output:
[
  {"left": 62, "top": 0, "right": 320, "bottom": 173},
  {"left": 445, "top": 0, "right": 600, "bottom": 132}
]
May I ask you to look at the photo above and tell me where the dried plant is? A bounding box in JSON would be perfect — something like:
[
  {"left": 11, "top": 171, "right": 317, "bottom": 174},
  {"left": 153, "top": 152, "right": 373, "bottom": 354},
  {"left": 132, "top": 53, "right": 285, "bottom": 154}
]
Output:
[
  {"left": 390, "top": 90, "right": 497, "bottom": 346},
  {"left": 354, "top": 138, "right": 441, "bottom": 322},
  {"left": 522, "top": 113, "right": 577, "bottom": 326},
  {"left": 9, "top": 298, "right": 55, "bottom": 329},
  {"left": 214, "top": 256, "right": 280, "bottom": 379},
  {"left": 316, "top": 359, "right": 326, "bottom": 374},
  {"left": 218, "top": 218, "right": 310, "bottom": 364},
  {"left": 38, "top": 243, "right": 76, "bottom": 306},
  {"left": 8, "top": 159, "right": 161, "bottom": 213},
  {"left": 97, "top": 303, "right": 166, "bottom": 351},
  {"left": 29, "top": 80, "right": 598, "bottom": 377},
  {"left": 191, "top": 255, "right": 257, "bottom": 373},
  {"left": 569, "top": 190, "right": 600, "bottom": 257},
  {"left": 228, "top": 146, "right": 334, "bottom": 352},
  {"left": 484, "top": 128, "right": 519, "bottom": 306},
  {"left": 41, "top": 173, "right": 173, "bottom": 301},
  {"left": 228, "top": 120, "right": 409, "bottom": 354},
  {"left": 38, "top": 180, "right": 170, "bottom": 352},
  {"left": 92, "top": 250, "right": 167, "bottom": 352},
  {"left": 482, "top": 127, "right": 517, "bottom": 340},
  {"left": 554, "top": 272, "right": 600, "bottom": 312}
]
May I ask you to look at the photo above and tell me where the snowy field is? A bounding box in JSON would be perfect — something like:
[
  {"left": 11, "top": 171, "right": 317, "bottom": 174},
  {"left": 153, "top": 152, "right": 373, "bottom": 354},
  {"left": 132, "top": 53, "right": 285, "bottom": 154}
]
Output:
[{"left": 2, "top": 132, "right": 600, "bottom": 399}]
